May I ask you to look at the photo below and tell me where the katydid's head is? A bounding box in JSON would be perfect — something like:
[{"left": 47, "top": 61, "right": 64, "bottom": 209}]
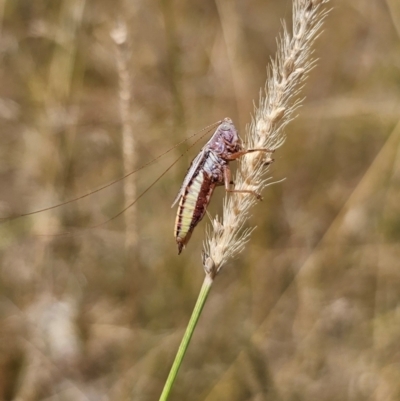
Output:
[
  {"left": 221, "top": 117, "right": 236, "bottom": 135},
  {"left": 208, "top": 117, "right": 243, "bottom": 154},
  {"left": 220, "top": 117, "right": 242, "bottom": 151}
]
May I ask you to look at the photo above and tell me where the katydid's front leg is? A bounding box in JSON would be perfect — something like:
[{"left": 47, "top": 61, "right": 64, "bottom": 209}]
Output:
[
  {"left": 222, "top": 148, "right": 274, "bottom": 199},
  {"left": 223, "top": 165, "right": 263, "bottom": 200},
  {"left": 223, "top": 148, "right": 275, "bottom": 161}
]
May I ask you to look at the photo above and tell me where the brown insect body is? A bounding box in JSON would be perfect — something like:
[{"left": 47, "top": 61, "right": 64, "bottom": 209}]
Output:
[
  {"left": 2, "top": 116, "right": 269, "bottom": 249},
  {"left": 172, "top": 117, "right": 265, "bottom": 254}
]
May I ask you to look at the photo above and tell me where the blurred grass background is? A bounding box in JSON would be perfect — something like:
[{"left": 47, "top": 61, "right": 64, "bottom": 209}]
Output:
[{"left": 0, "top": 0, "right": 400, "bottom": 400}]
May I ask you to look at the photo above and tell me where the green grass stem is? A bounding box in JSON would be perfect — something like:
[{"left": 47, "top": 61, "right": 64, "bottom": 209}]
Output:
[{"left": 159, "top": 274, "right": 214, "bottom": 401}]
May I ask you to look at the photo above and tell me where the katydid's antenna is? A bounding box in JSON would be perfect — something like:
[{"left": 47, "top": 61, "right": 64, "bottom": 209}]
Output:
[
  {"left": 0, "top": 120, "right": 222, "bottom": 224},
  {"left": 30, "top": 120, "right": 224, "bottom": 238}
]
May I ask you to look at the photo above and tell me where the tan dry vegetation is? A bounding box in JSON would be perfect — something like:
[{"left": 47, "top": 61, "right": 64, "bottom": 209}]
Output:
[{"left": 0, "top": 1, "right": 399, "bottom": 400}]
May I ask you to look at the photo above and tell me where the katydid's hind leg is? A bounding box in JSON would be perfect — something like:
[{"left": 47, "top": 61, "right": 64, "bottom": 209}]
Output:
[{"left": 223, "top": 165, "right": 262, "bottom": 200}]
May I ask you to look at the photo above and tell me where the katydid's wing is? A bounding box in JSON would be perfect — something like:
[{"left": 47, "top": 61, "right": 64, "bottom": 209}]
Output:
[{"left": 171, "top": 148, "right": 207, "bottom": 208}]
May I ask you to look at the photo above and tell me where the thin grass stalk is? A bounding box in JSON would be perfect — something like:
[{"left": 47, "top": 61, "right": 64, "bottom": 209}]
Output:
[
  {"left": 203, "top": 0, "right": 331, "bottom": 273},
  {"left": 159, "top": 1, "right": 330, "bottom": 399},
  {"left": 111, "top": 21, "right": 138, "bottom": 251},
  {"left": 159, "top": 274, "right": 214, "bottom": 401}
]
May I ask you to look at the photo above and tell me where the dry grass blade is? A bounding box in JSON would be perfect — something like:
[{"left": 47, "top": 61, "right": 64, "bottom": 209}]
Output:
[
  {"left": 111, "top": 20, "right": 138, "bottom": 250},
  {"left": 203, "top": 0, "right": 331, "bottom": 274}
]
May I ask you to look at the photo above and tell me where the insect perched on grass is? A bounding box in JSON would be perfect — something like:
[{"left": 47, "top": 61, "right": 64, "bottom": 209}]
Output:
[
  {"left": 1, "top": 118, "right": 273, "bottom": 252},
  {"left": 172, "top": 117, "right": 274, "bottom": 254}
]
